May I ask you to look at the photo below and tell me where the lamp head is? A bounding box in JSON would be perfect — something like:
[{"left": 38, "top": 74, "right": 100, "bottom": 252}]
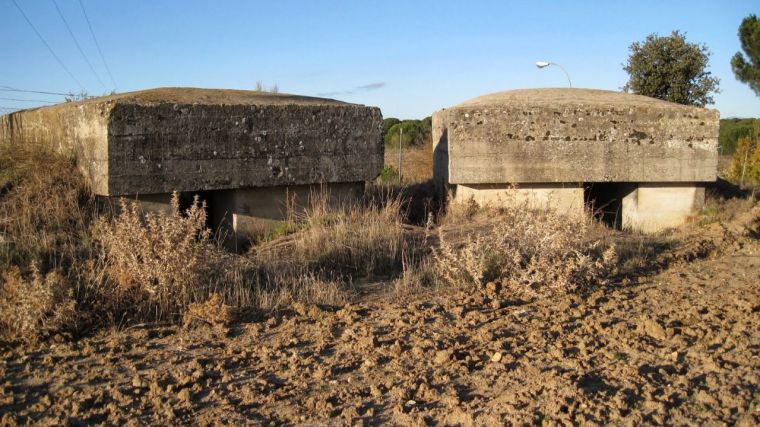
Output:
[{"left": 535, "top": 61, "right": 550, "bottom": 68}]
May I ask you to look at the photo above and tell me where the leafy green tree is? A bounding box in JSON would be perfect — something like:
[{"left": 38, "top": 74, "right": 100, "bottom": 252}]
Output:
[
  {"left": 383, "top": 118, "right": 401, "bottom": 136},
  {"left": 623, "top": 31, "right": 719, "bottom": 107},
  {"left": 731, "top": 14, "right": 760, "bottom": 96},
  {"left": 384, "top": 119, "right": 432, "bottom": 148}
]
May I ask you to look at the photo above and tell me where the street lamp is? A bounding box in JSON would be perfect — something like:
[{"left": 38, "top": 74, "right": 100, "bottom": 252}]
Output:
[{"left": 535, "top": 61, "right": 572, "bottom": 88}]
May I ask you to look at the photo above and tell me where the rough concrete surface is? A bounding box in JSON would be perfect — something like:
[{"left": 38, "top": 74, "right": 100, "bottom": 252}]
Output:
[
  {"left": 433, "top": 88, "right": 719, "bottom": 185},
  {"left": 0, "top": 88, "right": 384, "bottom": 196}
]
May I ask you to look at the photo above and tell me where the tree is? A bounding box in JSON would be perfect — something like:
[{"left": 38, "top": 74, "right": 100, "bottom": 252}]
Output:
[
  {"left": 383, "top": 117, "right": 401, "bottom": 136},
  {"left": 623, "top": 31, "right": 719, "bottom": 107},
  {"left": 384, "top": 119, "right": 432, "bottom": 148},
  {"left": 731, "top": 14, "right": 760, "bottom": 96}
]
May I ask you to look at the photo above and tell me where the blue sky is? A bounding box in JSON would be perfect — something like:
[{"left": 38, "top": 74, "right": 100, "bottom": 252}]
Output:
[{"left": 2, "top": 0, "right": 759, "bottom": 119}]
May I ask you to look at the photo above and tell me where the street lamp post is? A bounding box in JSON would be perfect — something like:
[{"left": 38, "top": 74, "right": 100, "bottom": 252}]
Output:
[{"left": 535, "top": 61, "right": 572, "bottom": 88}]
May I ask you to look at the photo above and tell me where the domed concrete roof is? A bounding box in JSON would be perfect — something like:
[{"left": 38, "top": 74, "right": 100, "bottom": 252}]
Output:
[
  {"left": 59, "top": 87, "right": 352, "bottom": 108},
  {"left": 456, "top": 88, "right": 710, "bottom": 111}
]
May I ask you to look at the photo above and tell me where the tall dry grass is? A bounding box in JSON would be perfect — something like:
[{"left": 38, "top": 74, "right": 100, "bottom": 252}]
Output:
[
  {"left": 384, "top": 144, "right": 433, "bottom": 183},
  {"left": 249, "top": 190, "right": 425, "bottom": 307},
  {"left": 0, "top": 144, "right": 99, "bottom": 342}
]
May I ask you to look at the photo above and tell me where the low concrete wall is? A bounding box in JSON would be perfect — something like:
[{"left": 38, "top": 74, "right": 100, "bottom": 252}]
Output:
[
  {"left": 622, "top": 183, "right": 705, "bottom": 233},
  {"left": 105, "top": 182, "right": 365, "bottom": 250}
]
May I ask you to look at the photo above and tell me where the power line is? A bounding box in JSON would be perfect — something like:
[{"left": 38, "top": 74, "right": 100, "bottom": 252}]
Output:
[
  {"left": 0, "top": 97, "right": 59, "bottom": 104},
  {"left": 51, "top": 0, "right": 106, "bottom": 91},
  {"left": 11, "top": 0, "right": 86, "bottom": 92},
  {"left": 0, "top": 86, "right": 73, "bottom": 97},
  {"left": 77, "top": 0, "right": 117, "bottom": 92}
]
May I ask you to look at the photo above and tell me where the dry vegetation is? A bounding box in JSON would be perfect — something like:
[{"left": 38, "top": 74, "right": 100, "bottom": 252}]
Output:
[
  {"left": 383, "top": 144, "right": 433, "bottom": 183},
  {"left": 434, "top": 199, "right": 617, "bottom": 299},
  {"left": 0, "top": 145, "right": 428, "bottom": 342}
]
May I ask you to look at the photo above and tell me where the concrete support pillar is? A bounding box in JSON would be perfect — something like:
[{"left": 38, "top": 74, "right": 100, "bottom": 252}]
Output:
[
  {"left": 453, "top": 183, "right": 585, "bottom": 219},
  {"left": 622, "top": 183, "right": 705, "bottom": 233}
]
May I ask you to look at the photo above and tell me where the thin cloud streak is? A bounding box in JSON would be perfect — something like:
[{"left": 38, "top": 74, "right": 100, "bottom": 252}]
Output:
[{"left": 317, "top": 82, "right": 385, "bottom": 97}]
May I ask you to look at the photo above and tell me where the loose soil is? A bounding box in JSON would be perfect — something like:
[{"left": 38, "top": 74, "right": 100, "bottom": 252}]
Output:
[{"left": 1, "top": 207, "right": 759, "bottom": 426}]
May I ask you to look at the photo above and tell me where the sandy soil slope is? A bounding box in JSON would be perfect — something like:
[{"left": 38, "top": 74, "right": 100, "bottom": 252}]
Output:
[{"left": 1, "top": 207, "right": 759, "bottom": 426}]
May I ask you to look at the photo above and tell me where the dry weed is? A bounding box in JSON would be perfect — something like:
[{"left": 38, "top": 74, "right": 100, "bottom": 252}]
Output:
[
  {"left": 434, "top": 198, "right": 617, "bottom": 298},
  {"left": 0, "top": 267, "right": 77, "bottom": 342},
  {"left": 256, "top": 191, "right": 416, "bottom": 279},
  {"left": 0, "top": 144, "right": 95, "bottom": 274},
  {"left": 95, "top": 193, "right": 230, "bottom": 321}
]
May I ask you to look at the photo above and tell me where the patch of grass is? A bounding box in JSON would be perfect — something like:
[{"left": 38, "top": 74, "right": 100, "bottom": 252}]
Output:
[{"left": 378, "top": 165, "right": 400, "bottom": 183}]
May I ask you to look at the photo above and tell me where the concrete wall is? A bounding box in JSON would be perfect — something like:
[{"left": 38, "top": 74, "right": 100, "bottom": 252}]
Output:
[
  {"left": 217, "top": 182, "right": 365, "bottom": 249},
  {"left": 106, "top": 102, "right": 382, "bottom": 195},
  {"left": 0, "top": 102, "right": 111, "bottom": 194}
]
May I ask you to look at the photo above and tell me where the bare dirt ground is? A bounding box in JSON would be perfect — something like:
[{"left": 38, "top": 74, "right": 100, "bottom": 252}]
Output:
[{"left": 1, "top": 204, "right": 759, "bottom": 426}]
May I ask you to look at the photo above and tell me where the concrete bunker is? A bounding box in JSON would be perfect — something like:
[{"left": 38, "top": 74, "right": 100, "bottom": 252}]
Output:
[
  {"left": 0, "top": 87, "right": 384, "bottom": 248},
  {"left": 433, "top": 88, "right": 719, "bottom": 233}
]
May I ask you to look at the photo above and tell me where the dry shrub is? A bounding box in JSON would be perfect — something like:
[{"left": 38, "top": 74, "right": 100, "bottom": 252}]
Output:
[
  {"left": 391, "top": 252, "right": 442, "bottom": 296},
  {"left": 0, "top": 144, "right": 97, "bottom": 342},
  {"left": 0, "top": 267, "right": 77, "bottom": 342},
  {"left": 433, "top": 198, "right": 616, "bottom": 298},
  {"left": 95, "top": 193, "right": 234, "bottom": 321}
]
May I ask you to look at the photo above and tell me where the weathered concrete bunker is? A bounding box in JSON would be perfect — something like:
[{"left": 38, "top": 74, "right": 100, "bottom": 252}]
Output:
[
  {"left": 433, "top": 88, "right": 719, "bottom": 233},
  {"left": 0, "top": 87, "right": 383, "bottom": 246}
]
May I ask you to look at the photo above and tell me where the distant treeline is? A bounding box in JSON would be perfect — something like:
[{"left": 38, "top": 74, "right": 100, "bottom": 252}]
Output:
[
  {"left": 720, "top": 118, "right": 758, "bottom": 154},
  {"left": 383, "top": 117, "right": 432, "bottom": 148}
]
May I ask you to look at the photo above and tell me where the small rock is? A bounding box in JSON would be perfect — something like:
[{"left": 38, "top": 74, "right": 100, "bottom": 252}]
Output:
[
  {"left": 490, "top": 352, "right": 502, "bottom": 363},
  {"left": 694, "top": 390, "right": 718, "bottom": 406},
  {"left": 132, "top": 376, "right": 144, "bottom": 388},
  {"left": 641, "top": 318, "right": 666, "bottom": 340},
  {"left": 434, "top": 350, "right": 452, "bottom": 365},
  {"left": 451, "top": 306, "right": 465, "bottom": 318},
  {"left": 177, "top": 388, "right": 192, "bottom": 403}
]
